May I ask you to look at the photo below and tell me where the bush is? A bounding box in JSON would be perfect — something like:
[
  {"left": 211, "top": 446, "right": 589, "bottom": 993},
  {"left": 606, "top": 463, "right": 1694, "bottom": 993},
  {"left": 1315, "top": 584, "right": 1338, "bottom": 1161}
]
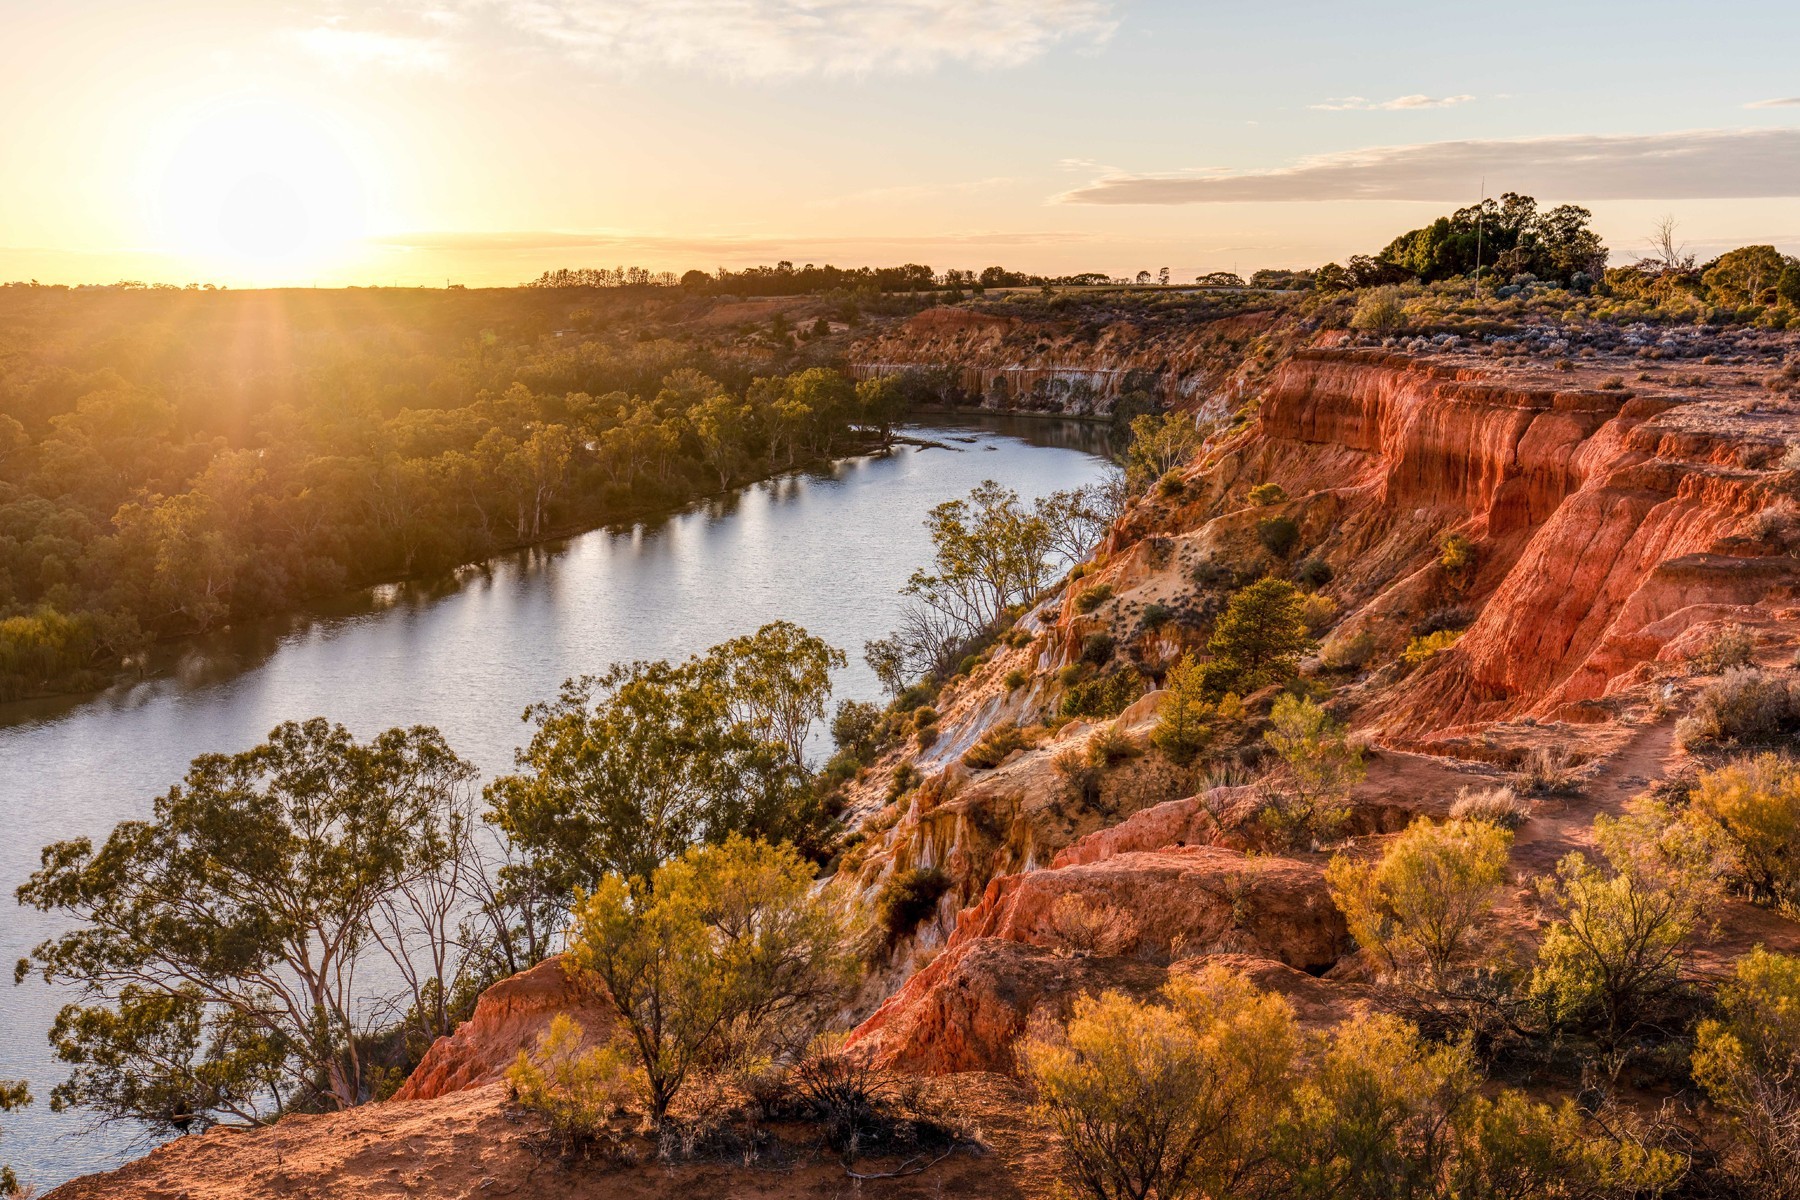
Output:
[
  {"left": 1530, "top": 805, "right": 1720, "bottom": 1051},
  {"left": 914, "top": 723, "right": 939, "bottom": 750},
  {"left": 1261, "top": 695, "right": 1364, "bottom": 848},
  {"left": 1023, "top": 967, "right": 1300, "bottom": 1200},
  {"left": 1689, "top": 623, "right": 1756, "bottom": 675},
  {"left": 1026, "top": 969, "right": 1684, "bottom": 1200},
  {"left": 1248, "top": 482, "right": 1288, "bottom": 506},
  {"left": 1449, "top": 784, "right": 1532, "bottom": 829},
  {"left": 1319, "top": 630, "right": 1376, "bottom": 673},
  {"left": 506, "top": 1015, "right": 637, "bottom": 1160},
  {"left": 1086, "top": 724, "right": 1141, "bottom": 767},
  {"left": 1080, "top": 632, "right": 1117, "bottom": 666},
  {"left": 1678, "top": 668, "right": 1800, "bottom": 748},
  {"left": 1003, "top": 668, "right": 1029, "bottom": 691},
  {"left": 1157, "top": 470, "right": 1187, "bottom": 497},
  {"left": 1149, "top": 655, "right": 1212, "bottom": 766},
  {"left": 1075, "top": 583, "right": 1114, "bottom": 613},
  {"left": 1513, "top": 745, "right": 1583, "bottom": 795},
  {"left": 962, "top": 720, "right": 1037, "bottom": 769},
  {"left": 831, "top": 700, "right": 884, "bottom": 762},
  {"left": 1047, "top": 893, "right": 1136, "bottom": 958},
  {"left": 1692, "top": 948, "right": 1800, "bottom": 1197},
  {"left": 1258, "top": 516, "right": 1300, "bottom": 557},
  {"left": 1438, "top": 532, "right": 1477, "bottom": 587},
  {"left": 565, "top": 837, "right": 854, "bottom": 1121},
  {"left": 1685, "top": 753, "right": 1800, "bottom": 905},
  {"left": 877, "top": 867, "right": 951, "bottom": 942},
  {"left": 1296, "top": 592, "right": 1337, "bottom": 635},
  {"left": 1061, "top": 670, "right": 1143, "bottom": 719},
  {"left": 1350, "top": 285, "right": 1407, "bottom": 333},
  {"left": 1140, "top": 602, "right": 1174, "bottom": 629},
  {"left": 1205, "top": 578, "right": 1315, "bottom": 696},
  {"left": 1326, "top": 817, "right": 1512, "bottom": 988},
  {"left": 1402, "top": 629, "right": 1463, "bottom": 666},
  {"left": 1294, "top": 557, "right": 1333, "bottom": 588}
]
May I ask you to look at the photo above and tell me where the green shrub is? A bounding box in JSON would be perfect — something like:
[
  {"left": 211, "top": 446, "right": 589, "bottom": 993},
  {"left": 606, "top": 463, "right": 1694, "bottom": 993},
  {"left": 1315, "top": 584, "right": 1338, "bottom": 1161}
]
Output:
[
  {"left": 1003, "top": 668, "right": 1030, "bottom": 691},
  {"left": 1204, "top": 578, "right": 1314, "bottom": 695},
  {"left": 1683, "top": 754, "right": 1800, "bottom": 905},
  {"left": 1061, "top": 671, "right": 1143, "bottom": 719},
  {"left": 962, "top": 720, "right": 1036, "bottom": 770},
  {"left": 1319, "top": 630, "right": 1376, "bottom": 673},
  {"left": 1140, "top": 603, "right": 1173, "bottom": 629},
  {"left": 1692, "top": 948, "right": 1800, "bottom": 1194},
  {"left": 878, "top": 867, "right": 951, "bottom": 942},
  {"left": 1080, "top": 633, "right": 1117, "bottom": 666},
  {"left": 1151, "top": 653, "right": 1212, "bottom": 765},
  {"left": 1294, "top": 557, "right": 1333, "bottom": 588},
  {"left": 1258, "top": 516, "right": 1300, "bottom": 557},
  {"left": 1085, "top": 725, "right": 1141, "bottom": 767},
  {"left": 507, "top": 1015, "right": 637, "bottom": 1160},
  {"left": 1402, "top": 629, "right": 1462, "bottom": 666},
  {"left": 1349, "top": 285, "right": 1407, "bottom": 333},
  {"left": 1075, "top": 583, "right": 1114, "bottom": 613},
  {"left": 1677, "top": 667, "right": 1800, "bottom": 748},
  {"left": 1248, "top": 482, "right": 1288, "bottom": 506}
]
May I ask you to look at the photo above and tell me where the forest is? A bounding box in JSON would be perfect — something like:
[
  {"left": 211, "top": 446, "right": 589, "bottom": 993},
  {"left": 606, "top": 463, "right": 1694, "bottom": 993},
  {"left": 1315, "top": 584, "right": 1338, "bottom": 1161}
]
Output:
[{"left": 0, "top": 285, "right": 912, "bottom": 701}]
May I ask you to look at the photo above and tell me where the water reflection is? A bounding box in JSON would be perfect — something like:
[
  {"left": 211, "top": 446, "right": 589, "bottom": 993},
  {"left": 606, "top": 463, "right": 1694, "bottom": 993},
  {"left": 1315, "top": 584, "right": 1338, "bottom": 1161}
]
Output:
[{"left": 0, "top": 416, "right": 1113, "bottom": 1187}]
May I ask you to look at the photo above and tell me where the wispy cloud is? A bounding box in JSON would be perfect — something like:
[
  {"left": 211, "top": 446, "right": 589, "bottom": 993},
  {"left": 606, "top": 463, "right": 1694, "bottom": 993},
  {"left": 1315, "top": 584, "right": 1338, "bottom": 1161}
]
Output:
[
  {"left": 444, "top": 0, "right": 1118, "bottom": 78},
  {"left": 1060, "top": 128, "right": 1800, "bottom": 204},
  {"left": 1311, "top": 94, "right": 1475, "bottom": 111},
  {"left": 290, "top": 24, "right": 451, "bottom": 73},
  {"left": 1746, "top": 96, "right": 1800, "bottom": 108}
]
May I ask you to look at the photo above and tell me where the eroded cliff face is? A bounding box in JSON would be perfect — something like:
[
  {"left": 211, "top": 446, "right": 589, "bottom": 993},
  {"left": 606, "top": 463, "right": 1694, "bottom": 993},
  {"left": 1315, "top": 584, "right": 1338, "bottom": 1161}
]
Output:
[
  {"left": 57, "top": 330, "right": 1800, "bottom": 1199},
  {"left": 847, "top": 305, "right": 1299, "bottom": 415},
  {"left": 833, "top": 342, "right": 1800, "bottom": 1076}
]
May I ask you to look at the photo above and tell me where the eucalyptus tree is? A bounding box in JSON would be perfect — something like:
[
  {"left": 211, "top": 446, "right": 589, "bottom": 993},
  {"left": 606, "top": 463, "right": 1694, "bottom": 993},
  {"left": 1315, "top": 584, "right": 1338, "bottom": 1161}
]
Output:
[{"left": 16, "top": 718, "right": 484, "bottom": 1131}]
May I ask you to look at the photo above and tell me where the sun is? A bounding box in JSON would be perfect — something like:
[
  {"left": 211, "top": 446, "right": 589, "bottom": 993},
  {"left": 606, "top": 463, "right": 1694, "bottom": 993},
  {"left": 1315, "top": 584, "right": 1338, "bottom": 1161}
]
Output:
[{"left": 157, "top": 100, "right": 369, "bottom": 281}]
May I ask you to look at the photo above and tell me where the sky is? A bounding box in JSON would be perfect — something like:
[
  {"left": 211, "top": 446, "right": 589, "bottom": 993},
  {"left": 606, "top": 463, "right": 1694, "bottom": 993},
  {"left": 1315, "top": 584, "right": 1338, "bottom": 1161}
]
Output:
[{"left": 2, "top": 0, "right": 1798, "bottom": 288}]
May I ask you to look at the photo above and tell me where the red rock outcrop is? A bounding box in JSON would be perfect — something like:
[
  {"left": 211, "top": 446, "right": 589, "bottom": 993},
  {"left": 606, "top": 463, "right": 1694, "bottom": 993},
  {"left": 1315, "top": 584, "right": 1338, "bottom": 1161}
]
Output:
[{"left": 392, "top": 956, "right": 613, "bottom": 1102}]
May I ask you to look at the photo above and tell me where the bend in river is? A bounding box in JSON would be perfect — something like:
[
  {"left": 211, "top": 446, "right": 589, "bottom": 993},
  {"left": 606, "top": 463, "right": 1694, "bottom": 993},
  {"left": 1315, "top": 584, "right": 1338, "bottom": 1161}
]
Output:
[{"left": 0, "top": 415, "right": 1113, "bottom": 1188}]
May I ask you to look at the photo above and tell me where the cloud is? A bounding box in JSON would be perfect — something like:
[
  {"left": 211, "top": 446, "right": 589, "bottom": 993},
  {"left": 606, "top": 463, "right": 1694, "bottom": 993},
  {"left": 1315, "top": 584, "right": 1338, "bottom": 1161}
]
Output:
[
  {"left": 448, "top": 0, "right": 1117, "bottom": 77},
  {"left": 1060, "top": 128, "right": 1800, "bottom": 205},
  {"left": 1312, "top": 94, "right": 1475, "bottom": 111},
  {"left": 291, "top": 24, "right": 451, "bottom": 72},
  {"left": 1746, "top": 96, "right": 1800, "bottom": 108}
]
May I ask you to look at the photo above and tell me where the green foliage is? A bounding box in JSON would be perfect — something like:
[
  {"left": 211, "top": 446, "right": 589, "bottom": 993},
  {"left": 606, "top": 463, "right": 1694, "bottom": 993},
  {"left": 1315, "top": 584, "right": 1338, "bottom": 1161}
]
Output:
[
  {"left": 1125, "top": 412, "right": 1209, "bottom": 492},
  {"left": 1004, "top": 667, "right": 1029, "bottom": 690},
  {"left": 1691, "top": 948, "right": 1800, "bottom": 1196},
  {"left": 1326, "top": 818, "right": 1513, "bottom": 987},
  {"left": 1703, "top": 245, "right": 1793, "bottom": 307},
  {"left": 486, "top": 622, "right": 841, "bottom": 918},
  {"left": 1319, "top": 629, "right": 1376, "bottom": 672},
  {"left": 1205, "top": 577, "right": 1315, "bottom": 696},
  {"left": 1026, "top": 969, "right": 1683, "bottom": 1200},
  {"left": 877, "top": 867, "right": 952, "bottom": 943},
  {"left": 1024, "top": 966, "right": 1299, "bottom": 1200},
  {"left": 506, "top": 1014, "right": 637, "bottom": 1160},
  {"left": 1248, "top": 482, "right": 1288, "bottom": 506},
  {"left": 1257, "top": 516, "right": 1301, "bottom": 557},
  {"left": 1350, "top": 285, "right": 1408, "bottom": 333},
  {"left": 0, "top": 287, "right": 882, "bottom": 700},
  {"left": 1260, "top": 694, "right": 1365, "bottom": 848},
  {"left": 1375, "top": 193, "right": 1608, "bottom": 286},
  {"left": 1530, "top": 805, "right": 1721, "bottom": 1051},
  {"left": 962, "top": 720, "right": 1037, "bottom": 770},
  {"left": 1075, "top": 582, "right": 1114, "bottom": 613},
  {"left": 1151, "top": 653, "right": 1214, "bottom": 765},
  {"left": 1683, "top": 754, "right": 1800, "bottom": 906},
  {"left": 564, "top": 836, "right": 855, "bottom": 1120},
  {"left": 1080, "top": 632, "right": 1117, "bottom": 666},
  {"left": 830, "top": 699, "right": 884, "bottom": 763},
  {"left": 0, "top": 1079, "right": 28, "bottom": 1197},
  {"left": 1404, "top": 629, "right": 1464, "bottom": 666},
  {"left": 17, "top": 719, "right": 484, "bottom": 1126},
  {"left": 1060, "top": 669, "right": 1144, "bottom": 719}
]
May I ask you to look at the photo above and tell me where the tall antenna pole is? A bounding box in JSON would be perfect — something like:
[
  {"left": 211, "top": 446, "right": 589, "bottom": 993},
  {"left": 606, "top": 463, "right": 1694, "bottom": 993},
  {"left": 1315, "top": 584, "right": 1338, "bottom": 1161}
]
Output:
[{"left": 1474, "top": 175, "right": 1485, "bottom": 289}]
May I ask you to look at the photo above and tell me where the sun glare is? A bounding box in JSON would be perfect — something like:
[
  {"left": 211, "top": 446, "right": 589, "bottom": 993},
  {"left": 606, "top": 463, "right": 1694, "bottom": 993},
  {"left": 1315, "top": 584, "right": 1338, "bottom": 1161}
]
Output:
[{"left": 156, "top": 101, "right": 369, "bottom": 282}]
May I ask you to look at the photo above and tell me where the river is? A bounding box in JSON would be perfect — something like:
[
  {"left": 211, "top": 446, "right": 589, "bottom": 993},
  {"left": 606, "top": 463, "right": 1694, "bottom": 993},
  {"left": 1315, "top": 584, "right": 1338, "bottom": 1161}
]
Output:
[{"left": 0, "top": 416, "right": 1113, "bottom": 1188}]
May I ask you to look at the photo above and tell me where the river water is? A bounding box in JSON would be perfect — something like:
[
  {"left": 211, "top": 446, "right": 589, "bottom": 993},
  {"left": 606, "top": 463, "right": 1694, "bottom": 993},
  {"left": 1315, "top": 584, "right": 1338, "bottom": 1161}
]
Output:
[{"left": 0, "top": 416, "right": 1113, "bottom": 1188}]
